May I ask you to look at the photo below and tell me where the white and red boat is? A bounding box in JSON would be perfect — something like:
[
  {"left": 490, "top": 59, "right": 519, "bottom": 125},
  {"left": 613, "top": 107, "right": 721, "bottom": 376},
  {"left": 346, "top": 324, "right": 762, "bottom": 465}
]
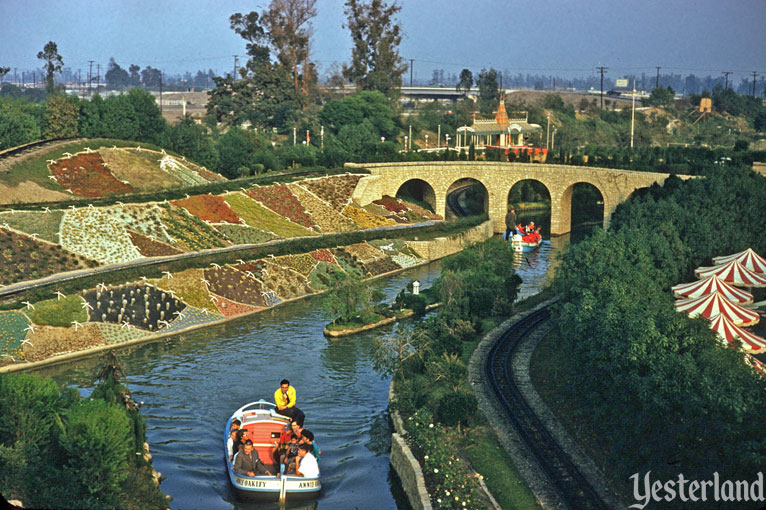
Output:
[
  {"left": 505, "top": 230, "right": 543, "bottom": 252},
  {"left": 225, "top": 400, "right": 321, "bottom": 502}
]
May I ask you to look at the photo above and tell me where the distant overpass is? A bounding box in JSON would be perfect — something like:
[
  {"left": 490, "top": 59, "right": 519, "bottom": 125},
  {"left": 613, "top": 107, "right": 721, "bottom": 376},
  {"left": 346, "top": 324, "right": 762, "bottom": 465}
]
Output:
[{"left": 322, "top": 85, "right": 521, "bottom": 102}]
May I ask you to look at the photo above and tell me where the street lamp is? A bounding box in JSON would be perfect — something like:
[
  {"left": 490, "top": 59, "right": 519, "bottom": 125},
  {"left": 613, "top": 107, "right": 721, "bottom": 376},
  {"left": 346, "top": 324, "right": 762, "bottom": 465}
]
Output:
[
  {"left": 381, "top": 136, "right": 385, "bottom": 143},
  {"left": 425, "top": 134, "right": 429, "bottom": 149},
  {"left": 445, "top": 134, "right": 450, "bottom": 147},
  {"left": 404, "top": 136, "right": 408, "bottom": 151}
]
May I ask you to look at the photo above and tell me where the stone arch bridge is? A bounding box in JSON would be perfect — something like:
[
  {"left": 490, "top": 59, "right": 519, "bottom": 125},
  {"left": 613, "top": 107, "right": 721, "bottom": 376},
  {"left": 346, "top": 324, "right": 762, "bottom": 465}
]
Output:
[{"left": 347, "top": 161, "right": 683, "bottom": 235}]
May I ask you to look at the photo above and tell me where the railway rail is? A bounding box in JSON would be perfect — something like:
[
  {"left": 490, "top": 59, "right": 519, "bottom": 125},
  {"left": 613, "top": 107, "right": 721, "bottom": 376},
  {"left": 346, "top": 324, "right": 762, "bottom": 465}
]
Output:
[{"left": 486, "top": 306, "right": 610, "bottom": 510}]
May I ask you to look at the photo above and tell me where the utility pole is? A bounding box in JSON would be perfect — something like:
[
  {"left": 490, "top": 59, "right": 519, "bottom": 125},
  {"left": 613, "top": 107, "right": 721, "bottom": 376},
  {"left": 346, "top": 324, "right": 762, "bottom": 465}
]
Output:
[
  {"left": 630, "top": 79, "right": 636, "bottom": 149},
  {"left": 88, "top": 60, "right": 94, "bottom": 95},
  {"left": 722, "top": 71, "right": 732, "bottom": 89},
  {"left": 159, "top": 72, "right": 163, "bottom": 113},
  {"left": 655, "top": 66, "right": 661, "bottom": 88},
  {"left": 409, "top": 59, "right": 414, "bottom": 87},
  {"left": 596, "top": 66, "right": 608, "bottom": 109},
  {"left": 13, "top": 68, "right": 17, "bottom": 85},
  {"left": 233, "top": 55, "right": 239, "bottom": 80},
  {"left": 752, "top": 71, "right": 758, "bottom": 96},
  {"left": 546, "top": 113, "right": 551, "bottom": 149}
]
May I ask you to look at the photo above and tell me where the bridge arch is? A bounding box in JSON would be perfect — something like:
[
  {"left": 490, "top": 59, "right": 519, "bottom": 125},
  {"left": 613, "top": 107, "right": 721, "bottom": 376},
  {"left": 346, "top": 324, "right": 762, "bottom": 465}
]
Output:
[
  {"left": 395, "top": 178, "right": 436, "bottom": 213},
  {"left": 446, "top": 178, "right": 489, "bottom": 217}
]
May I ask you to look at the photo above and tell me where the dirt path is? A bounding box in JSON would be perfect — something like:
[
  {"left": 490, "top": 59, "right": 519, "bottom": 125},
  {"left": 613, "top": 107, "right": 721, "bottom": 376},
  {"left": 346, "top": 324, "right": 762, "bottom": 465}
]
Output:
[{"left": 0, "top": 138, "right": 86, "bottom": 173}]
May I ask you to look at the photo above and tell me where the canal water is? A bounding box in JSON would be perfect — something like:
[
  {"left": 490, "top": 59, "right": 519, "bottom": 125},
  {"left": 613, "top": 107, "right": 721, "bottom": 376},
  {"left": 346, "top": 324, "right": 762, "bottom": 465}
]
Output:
[{"left": 31, "top": 231, "right": 567, "bottom": 510}]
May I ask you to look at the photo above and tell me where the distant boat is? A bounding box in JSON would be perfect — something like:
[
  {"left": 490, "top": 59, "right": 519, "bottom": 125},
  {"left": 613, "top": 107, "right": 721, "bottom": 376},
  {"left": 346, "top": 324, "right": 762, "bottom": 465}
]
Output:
[
  {"left": 505, "top": 231, "right": 543, "bottom": 253},
  {"left": 225, "top": 400, "right": 321, "bottom": 502}
]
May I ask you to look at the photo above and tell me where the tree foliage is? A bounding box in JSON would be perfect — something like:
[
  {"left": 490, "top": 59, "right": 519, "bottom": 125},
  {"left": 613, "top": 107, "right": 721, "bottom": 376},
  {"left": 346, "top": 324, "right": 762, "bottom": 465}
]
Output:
[
  {"left": 43, "top": 94, "right": 79, "bottom": 138},
  {"left": 342, "top": 0, "right": 407, "bottom": 98},
  {"left": 37, "top": 41, "right": 63, "bottom": 95},
  {"left": 476, "top": 68, "right": 499, "bottom": 116},
  {"left": 456, "top": 68, "right": 473, "bottom": 96},
  {"left": 552, "top": 164, "right": 766, "bottom": 488}
]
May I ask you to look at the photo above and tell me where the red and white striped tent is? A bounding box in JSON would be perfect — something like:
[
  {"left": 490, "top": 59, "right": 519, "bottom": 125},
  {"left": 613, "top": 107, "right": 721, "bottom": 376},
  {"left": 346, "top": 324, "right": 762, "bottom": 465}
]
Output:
[
  {"left": 694, "top": 259, "right": 766, "bottom": 287},
  {"left": 671, "top": 275, "right": 754, "bottom": 304},
  {"left": 675, "top": 291, "right": 760, "bottom": 327},
  {"left": 713, "top": 248, "right": 766, "bottom": 274},
  {"left": 744, "top": 353, "right": 766, "bottom": 376},
  {"left": 709, "top": 314, "right": 766, "bottom": 354}
]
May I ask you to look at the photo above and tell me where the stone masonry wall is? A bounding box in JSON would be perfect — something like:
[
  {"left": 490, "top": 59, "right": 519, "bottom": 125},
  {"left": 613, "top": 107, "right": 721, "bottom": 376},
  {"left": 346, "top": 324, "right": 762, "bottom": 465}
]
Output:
[{"left": 347, "top": 162, "right": 686, "bottom": 235}]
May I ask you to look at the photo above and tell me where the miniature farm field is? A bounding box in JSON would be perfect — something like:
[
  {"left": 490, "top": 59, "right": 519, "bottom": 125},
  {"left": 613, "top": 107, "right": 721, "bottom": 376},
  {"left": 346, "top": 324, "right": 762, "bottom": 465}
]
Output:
[
  {"left": 247, "top": 184, "right": 316, "bottom": 229},
  {"left": 0, "top": 210, "right": 65, "bottom": 243},
  {"left": 0, "top": 228, "right": 97, "bottom": 286},
  {"left": 287, "top": 183, "right": 358, "bottom": 233},
  {"left": 224, "top": 192, "right": 318, "bottom": 238}
]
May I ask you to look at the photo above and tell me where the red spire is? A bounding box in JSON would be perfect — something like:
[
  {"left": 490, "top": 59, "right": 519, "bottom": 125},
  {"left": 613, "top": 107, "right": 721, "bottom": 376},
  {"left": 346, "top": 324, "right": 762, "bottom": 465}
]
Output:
[{"left": 495, "top": 99, "right": 509, "bottom": 127}]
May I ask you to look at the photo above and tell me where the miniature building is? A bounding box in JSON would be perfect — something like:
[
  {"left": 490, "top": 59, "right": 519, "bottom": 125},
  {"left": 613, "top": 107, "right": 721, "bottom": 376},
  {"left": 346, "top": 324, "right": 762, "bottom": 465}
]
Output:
[{"left": 455, "top": 101, "right": 546, "bottom": 159}]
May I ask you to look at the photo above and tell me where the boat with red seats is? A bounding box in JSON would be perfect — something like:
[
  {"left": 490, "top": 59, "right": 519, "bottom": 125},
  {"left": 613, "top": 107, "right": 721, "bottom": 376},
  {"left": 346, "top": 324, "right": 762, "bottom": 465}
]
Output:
[
  {"left": 505, "top": 226, "right": 543, "bottom": 252},
  {"left": 225, "top": 400, "right": 321, "bottom": 502}
]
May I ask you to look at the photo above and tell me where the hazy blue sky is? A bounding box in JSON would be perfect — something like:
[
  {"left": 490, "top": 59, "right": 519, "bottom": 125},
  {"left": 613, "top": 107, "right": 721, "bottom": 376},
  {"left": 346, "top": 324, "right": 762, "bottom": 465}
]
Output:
[{"left": 1, "top": 0, "right": 764, "bottom": 85}]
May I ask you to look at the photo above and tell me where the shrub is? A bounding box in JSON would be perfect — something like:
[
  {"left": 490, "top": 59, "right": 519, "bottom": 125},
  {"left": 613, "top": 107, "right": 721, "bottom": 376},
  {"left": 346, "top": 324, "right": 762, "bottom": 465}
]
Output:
[
  {"left": 393, "top": 289, "right": 427, "bottom": 314},
  {"left": 435, "top": 391, "right": 477, "bottom": 427}
]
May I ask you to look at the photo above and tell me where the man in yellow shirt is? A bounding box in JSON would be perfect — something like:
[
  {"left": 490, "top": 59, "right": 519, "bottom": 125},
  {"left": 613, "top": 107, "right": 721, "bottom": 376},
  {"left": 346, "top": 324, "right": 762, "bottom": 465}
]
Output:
[{"left": 274, "top": 379, "right": 305, "bottom": 426}]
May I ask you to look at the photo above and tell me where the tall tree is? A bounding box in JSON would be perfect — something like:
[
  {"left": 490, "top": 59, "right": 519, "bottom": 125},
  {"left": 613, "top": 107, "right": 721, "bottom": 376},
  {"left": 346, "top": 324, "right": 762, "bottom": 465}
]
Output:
[
  {"left": 37, "top": 41, "right": 63, "bottom": 95},
  {"left": 128, "top": 64, "right": 141, "bottom": 87},
  {"left": 476, "top": 68, "right": 499, "bottom": 116},
  {"left": 0, "top": 67, "right": 10, "bottom": 80},
  {"left": 261, "top": 0, "right": 318, "bottom": 105},
  {"left": 342, "top": 0, "right": 407, "bottom": 98},
  {"left": 104, "top": 58, "right": 130, "bottom": 89},
  {"left": 140, "top": 66, "right": 162, "bottom": 88},
  {"left": 457, "top": 69, "right": 473, "bottom": 96}
]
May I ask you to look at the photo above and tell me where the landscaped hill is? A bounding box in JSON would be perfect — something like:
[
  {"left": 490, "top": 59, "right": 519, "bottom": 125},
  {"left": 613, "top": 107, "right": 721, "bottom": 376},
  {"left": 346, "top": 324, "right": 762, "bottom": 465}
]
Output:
[
  {"left": 0, "top": 139, "right": 225, "bottom": 206},
  {"left": 0, "top": 167, "right": 439, "bottom": 287}
]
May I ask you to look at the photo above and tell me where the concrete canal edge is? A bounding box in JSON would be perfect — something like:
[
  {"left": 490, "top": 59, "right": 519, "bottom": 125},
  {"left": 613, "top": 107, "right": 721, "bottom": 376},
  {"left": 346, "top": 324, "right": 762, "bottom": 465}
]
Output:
[{"left": 388, "top": 382, "right": 433, "bottom": 510}]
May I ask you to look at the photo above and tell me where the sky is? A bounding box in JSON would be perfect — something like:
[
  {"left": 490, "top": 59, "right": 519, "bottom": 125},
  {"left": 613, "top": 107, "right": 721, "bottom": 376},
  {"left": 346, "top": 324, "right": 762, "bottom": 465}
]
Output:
[{"left": 1, "top": 0, "right": 765, "bottom": 86}]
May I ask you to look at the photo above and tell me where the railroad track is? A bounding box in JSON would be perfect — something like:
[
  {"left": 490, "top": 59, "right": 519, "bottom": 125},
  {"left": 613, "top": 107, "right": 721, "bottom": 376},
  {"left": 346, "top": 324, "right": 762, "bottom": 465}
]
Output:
[{"left": 486, "top": 307, "right": 610, "bottom": 510}]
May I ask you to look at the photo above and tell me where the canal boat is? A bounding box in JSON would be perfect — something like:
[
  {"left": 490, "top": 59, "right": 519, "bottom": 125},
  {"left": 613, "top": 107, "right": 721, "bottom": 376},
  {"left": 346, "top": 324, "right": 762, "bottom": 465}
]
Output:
[
  {"left": 506, "top": 232, "right": 543, "bottom": 253},
  {"left": 225, "top": 400, "right": 321, "bottom": 502}
]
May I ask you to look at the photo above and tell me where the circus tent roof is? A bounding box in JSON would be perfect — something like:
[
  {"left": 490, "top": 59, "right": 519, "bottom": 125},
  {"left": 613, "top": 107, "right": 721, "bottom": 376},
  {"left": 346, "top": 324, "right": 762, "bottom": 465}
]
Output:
[
  {"left": 694, "top": 259, "right": 766, "bottom": 287},
  {"left": 713, "top": 248, "right": 766, "bottom": 274},
  {"left": 674, "top": 291, "right": 761, "bottom": 327},
  {"left": 744, "top": 353, "right": 766, "bottom": 376},
  {"left": 709, "top": 314, "right": 766, "bottom": 354},
  {"left": 671, "top": 275, "right": 754, "bottom": 304}
]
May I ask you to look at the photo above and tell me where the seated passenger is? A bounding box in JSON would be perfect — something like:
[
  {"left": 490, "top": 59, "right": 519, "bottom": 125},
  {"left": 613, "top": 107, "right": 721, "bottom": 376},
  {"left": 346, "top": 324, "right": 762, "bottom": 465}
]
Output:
[
  {"left": 300, "top": 429, "right": 321, "bottom": 466},
  {"left": 227, "top": 429, "right": 239, "bottom": 462},
  {"left": 295, "top": 444, "right": 320, "bottom": 478},
  {"left": 230, "top": 418, "right": 241, "bottom": 432},
  {"left": 234, "top": 439, "right": 272, "bottom": 477},
  {"left": 233, "top": 429, "right": 249, "bottom": 458},
  {"left": 527, "top": 221, "right": 535, "bottom": 233},
  {"left": 281, "top": 433, "right": 301, "bottom": 473},
  {"left": 274, "top": 379, "right": 305, "bottom": 427}
]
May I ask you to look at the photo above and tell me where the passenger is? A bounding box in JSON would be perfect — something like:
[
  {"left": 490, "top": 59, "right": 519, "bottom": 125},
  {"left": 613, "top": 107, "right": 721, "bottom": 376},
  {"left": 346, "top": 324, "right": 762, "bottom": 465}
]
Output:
[
  {"left": 290, "top": 419, "right": 306, "bottom": 441},
  {"left": 234, "top": 439, "right": 272, "bottom": 477},
  {"left": 527, "top": 221, "right": 535, "bottom": 233},
  {"left": 272, "top": 425, "right": 292, "bottom": 464},
  {"left": 300, "top": 429, "right": 321, "bottom": 466},
  {"left": 295, "top": 444, "right": 320, "bottom": 478},
  {"left": 230, "top": 418, "right": 241, "bottom": 432},
  {"left": 274, "top": 379, "right": 305, "bottom": 427},
  {"left": 281, "top": 433, "right": 301, "bottom": 473},
  {"left": 227, "top": 429, "right": 239, "bottom": 462},
  {"left": 233, "top": 429, "right": 249, "bottom": 457}
]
